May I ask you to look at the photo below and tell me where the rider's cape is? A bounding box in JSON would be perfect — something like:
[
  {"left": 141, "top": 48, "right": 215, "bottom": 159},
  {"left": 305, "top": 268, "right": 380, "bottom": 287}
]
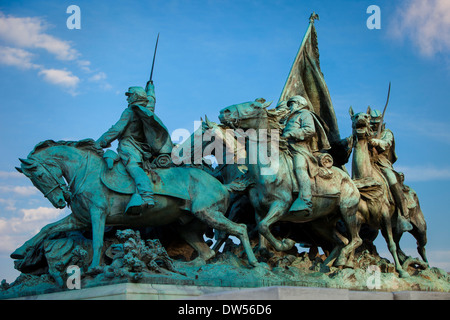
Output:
[{"left": 131, "top": 104, "right": 173, "bottom": 155}]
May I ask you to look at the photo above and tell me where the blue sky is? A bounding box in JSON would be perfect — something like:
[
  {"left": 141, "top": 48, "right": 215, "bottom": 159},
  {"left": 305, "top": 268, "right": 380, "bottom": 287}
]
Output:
[{"left": 0, "top": 0, "right": 449, "bottom": 282}]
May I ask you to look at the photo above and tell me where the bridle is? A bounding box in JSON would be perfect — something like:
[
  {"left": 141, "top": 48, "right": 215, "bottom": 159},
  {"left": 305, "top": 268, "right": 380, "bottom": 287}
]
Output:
[
  {"left": 30, "top": 157, "right": 69, "bottom": 199},
  {"left": 30, "top": 152, "right": 91, "bottom": 204}
]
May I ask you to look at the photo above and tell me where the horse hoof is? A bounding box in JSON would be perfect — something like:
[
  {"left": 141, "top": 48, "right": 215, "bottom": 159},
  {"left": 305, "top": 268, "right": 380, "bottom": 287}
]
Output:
[
  {"left": 398, "top": 269, "right": 410, "bottom": 278},
  {"left": 334, "top": 257, "right": 347, "bottom": 267},
  {"left": 186, "top": 257, "right": 207, "bottom": 267},
  {"left": 280, "top": 239, "right": 295, "bottom": 251},
  {"left": 256, "top": 247, "right": 272, "bottom": 259},
  {"left": 249, "top": 260, "right": 262, "bottom": 268}
]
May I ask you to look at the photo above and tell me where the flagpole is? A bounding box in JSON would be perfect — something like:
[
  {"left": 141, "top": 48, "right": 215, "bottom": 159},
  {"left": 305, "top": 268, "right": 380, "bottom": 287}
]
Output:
[{"left": 278, "top": 12, "right": 319, "bottom": 104}]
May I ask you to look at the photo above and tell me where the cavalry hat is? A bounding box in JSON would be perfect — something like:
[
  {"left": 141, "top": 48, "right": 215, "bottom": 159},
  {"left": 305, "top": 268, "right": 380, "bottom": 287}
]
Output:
[
  {"left": 287, "top": 95, "right": 308, "bottom": 106},
  {"left": 125, "top": 86, "right": 148, "bottom": 103},
  {"left": 370, "top": 109, "right": 382, "bottom": 123}
]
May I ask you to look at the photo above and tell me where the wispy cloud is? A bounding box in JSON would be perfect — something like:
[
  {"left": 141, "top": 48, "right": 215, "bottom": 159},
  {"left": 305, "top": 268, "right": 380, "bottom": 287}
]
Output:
[
  {"left": 0, "top": 198, "right": 16, "bottom": 211},
  {"left": 0, "top": 185, "right": 38, "bottom": 196},
  {"left": 0, "top": 171, "right": 24, "bottom": 179},
  {"left": 38, "top": 68, "right": 80, "bottom": 93},
  {"left": 395, "top": 165, "right": 450, "bottom": 182},
  {"left": 391, "top": 113, "right": 450, "bottom": 145},
  {"left": 0, "top": 46, "right": 40, "bottom": 70},
  {"left": 0, "top": 13, "right": 78, "bottom": 61},
  {"left": 0, "top": 207, "right": 68, "bottom": 254},
  {"left": 0, "top": 12, "right": 110, "bottom": 94},
  {"left": 391, "top": 0, "right": 450, "bottom": 56}
]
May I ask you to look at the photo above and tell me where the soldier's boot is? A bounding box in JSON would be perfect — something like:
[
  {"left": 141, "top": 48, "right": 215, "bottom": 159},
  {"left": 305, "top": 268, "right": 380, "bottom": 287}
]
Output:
[
  {"left": 290, "top": 169, "right": 313, "bottom": 214},
  {"left": 125, "top": 164, "right": 155, "bottom": 215},
  {"left": 391, "top": 183, "right": 413, "bottom": 233}
]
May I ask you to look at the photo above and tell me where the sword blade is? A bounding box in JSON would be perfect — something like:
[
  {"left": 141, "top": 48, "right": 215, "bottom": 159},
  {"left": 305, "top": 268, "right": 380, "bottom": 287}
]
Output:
[{"left": 149, "top": 33, "right": 159, "bottom": 82}]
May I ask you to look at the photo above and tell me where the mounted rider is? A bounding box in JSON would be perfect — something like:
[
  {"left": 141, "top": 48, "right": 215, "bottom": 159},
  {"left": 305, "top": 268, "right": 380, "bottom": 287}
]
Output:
[
  {"left": 96, "top": 81, "right": 173, "bottom": 215},
  {"left": 282, "top": 95, "right": 331, "bottom": 213},
  {"left": 368, "top": 108, "right": 412, "bottom": 232}
]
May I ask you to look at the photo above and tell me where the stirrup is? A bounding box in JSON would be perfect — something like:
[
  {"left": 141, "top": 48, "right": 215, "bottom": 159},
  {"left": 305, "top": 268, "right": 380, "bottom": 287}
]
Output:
[
  {"left": 289, "top": 197, "right": 312, "bottom": 213},
  {"left": 125, "top": 193, "right": 144, "bottom": 216}
]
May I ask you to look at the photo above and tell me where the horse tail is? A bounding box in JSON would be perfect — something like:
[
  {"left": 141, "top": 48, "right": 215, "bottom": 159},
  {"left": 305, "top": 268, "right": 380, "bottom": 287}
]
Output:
[{"left": 224, "top": 174, "right": 255, "bottom": 194}]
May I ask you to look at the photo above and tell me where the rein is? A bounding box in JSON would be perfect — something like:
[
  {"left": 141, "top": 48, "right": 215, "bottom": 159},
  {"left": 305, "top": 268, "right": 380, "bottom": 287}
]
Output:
[
  {"left": 30, "top": 157, "right": 68, "bottom": 199},
  {"left": 68, "top": 151, "right": 91, "bottom": 200},
  {"left": 32, "top": 151, "right": 91, "bottom": 204}
]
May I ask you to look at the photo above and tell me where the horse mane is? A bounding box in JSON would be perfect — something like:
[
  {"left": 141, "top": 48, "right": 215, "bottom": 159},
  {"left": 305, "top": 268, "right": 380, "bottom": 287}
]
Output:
[
  {"left": 28, "top": 138, "right": 105, "bottom": 158},
  {"left": 265, "top": 108, "right": 289, "bottom": 153}
]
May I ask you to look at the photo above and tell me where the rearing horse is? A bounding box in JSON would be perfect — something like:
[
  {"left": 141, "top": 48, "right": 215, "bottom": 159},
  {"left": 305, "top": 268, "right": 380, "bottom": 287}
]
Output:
[
  {"left": 13, "top": 139, "right": 259, "bottom": 270},
  {"left": 218, "top": 100, "right": 362, "bottom": 266}
]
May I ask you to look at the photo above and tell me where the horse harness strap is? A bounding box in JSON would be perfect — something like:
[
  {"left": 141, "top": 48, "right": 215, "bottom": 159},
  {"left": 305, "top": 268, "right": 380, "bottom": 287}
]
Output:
[
  {"left": 69, "top": 152, "right": 91, "bottom": 199},
  {"left": 31, "top": 157, "right": 67, "bottom": 199}
]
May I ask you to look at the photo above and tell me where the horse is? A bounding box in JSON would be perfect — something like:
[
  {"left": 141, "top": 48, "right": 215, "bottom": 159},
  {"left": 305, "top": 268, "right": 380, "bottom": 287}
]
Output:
[
  {"left": 349, "top": 107, "right": 427, "bottom": 277},
  {"left": 393, "top": 177, "right": 428, "bottom": 265},
  {"left": 217, "top": 100, "right": 362, "bottom": 266},
  {"left": 171, "top": 116, "right": 256, "bottom": 251},
  {"left": 12, "top": 139, "right": 259, "bottom": 271}
]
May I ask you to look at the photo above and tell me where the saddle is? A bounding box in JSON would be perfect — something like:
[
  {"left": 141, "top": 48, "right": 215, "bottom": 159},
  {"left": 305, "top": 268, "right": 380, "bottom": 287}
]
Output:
[
  {"left": 287, "top": 151, "right": 339, "bottom": 197},
  {"left": 100, "top": 150, "right": 191, "bottom": 209}
]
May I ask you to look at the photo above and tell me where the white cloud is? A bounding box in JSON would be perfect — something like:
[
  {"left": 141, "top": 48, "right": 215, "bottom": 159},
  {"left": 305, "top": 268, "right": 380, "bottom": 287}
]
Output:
[
  {"left": 22, "top": 206, "right": 63, "bottom": 222},
  {"left": 0, "top": 198, "right": 16, "bottom": 211},
  {"left": 0, "top": 206, "right": 68, "bottom": 254},
  {"left": 0, "top": 46, "right": 41, "bottom": 70},
  {"left": 77, "top": 59, "right": 91, "bottom": 72},
  {"left": 0, "top": 171, "right": 24, "bottom": 179},
  {"left": 89, "top": 71, "right": 107, "bottom": 82},
  {"left": 38, "top": 68, "right": 80, "bottom": 92},
  {"left": 0, "top": 13, "right": 79, "bottom": 61},
  {"left": 0, "top": 12, "right": 111, "bottom": 93},
  {"left": 392, "top": 0, "right": 450, "bottom": 56},
  {"left": 0, "top": 185, "right": 38, "bottom": 196},
  {"left": 395, "top": 165, "right": 450, "bottom": 182}
]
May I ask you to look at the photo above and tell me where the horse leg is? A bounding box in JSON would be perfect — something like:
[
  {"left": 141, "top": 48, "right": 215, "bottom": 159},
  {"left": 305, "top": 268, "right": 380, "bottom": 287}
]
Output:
[
  {"left": 176, "top": 219, "right": 215, "bottom": 264},
  {"left": 410, "top": 209, "right": 429, "bottom": 264},
  {"left": 89, "top": 206, "right": 106, "bottom": 271},
  {"left": 212, "top": 199, "right": 241, "bottom": 252},
  {"left": 335, "top": 200, "right": 363, "bottom": 268},
  {"left": 393, "top": 228, "right": 408, "bottom": 264},
  {"left": 381, "top": 214, "right": 409, "bottom": 278},
  {"left": 323, "top": 229, "right": 348, "bottom": 267},
  {"left": 11, "top": 213, "right": 85, "bottom": 259},
  {"left": 409, "top": 224, "right": 428, "bottom": 265},
  {"left": 192, "top": 208, "right": 258, "bottom": 267},
  {"left": 258, "top": 201, "right": 294, "bottom": 252},
  {"left": 254, "top": 208, "right": 270, "bottom": 257}
]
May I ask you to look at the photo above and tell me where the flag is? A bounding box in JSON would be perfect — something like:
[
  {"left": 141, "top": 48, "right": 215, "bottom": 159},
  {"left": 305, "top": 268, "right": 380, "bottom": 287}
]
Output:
[{"left": 279, "top": 14, "right": 341, "bottom": 145}]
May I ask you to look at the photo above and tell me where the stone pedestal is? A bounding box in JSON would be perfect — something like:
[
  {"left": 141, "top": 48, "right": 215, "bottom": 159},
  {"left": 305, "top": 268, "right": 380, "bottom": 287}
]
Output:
[{"left": 9, "top": 283, "right": 450, "bottom": 300}]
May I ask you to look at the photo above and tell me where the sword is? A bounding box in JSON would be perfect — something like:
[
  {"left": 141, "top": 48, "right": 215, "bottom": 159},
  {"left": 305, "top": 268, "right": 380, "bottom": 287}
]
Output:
[
  {"left": 149, "top": 33, "right": 159, "bottom": 82},
  {"left": 376, "top": 81, "right": 391, "bottom": 139}
]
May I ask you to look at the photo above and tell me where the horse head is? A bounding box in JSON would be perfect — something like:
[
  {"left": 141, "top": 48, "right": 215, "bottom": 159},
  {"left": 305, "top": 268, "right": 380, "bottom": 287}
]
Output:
[
  {"left": 349, "top": 106, "right": 374, "bottom": 140},
  {"left": 17, "top": 156, "right": 67, "bottom": 209},
  {"left": 219, "top": 100, "right": 272, "bottom": 130}
]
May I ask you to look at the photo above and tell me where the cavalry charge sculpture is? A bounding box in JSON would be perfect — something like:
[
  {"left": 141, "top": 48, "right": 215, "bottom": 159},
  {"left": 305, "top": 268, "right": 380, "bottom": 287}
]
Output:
[{"left": 2, "top": 14, "right": 447, "bottom": 296}]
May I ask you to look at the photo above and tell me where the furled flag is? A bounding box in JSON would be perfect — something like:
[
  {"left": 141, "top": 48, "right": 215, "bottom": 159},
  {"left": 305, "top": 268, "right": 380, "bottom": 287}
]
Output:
[
  {"left": 279, "top": 13, "right": 341, "bottom": 145},
  {"left": 279, "top": 13, "right": 350, "bottom": 166}
]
